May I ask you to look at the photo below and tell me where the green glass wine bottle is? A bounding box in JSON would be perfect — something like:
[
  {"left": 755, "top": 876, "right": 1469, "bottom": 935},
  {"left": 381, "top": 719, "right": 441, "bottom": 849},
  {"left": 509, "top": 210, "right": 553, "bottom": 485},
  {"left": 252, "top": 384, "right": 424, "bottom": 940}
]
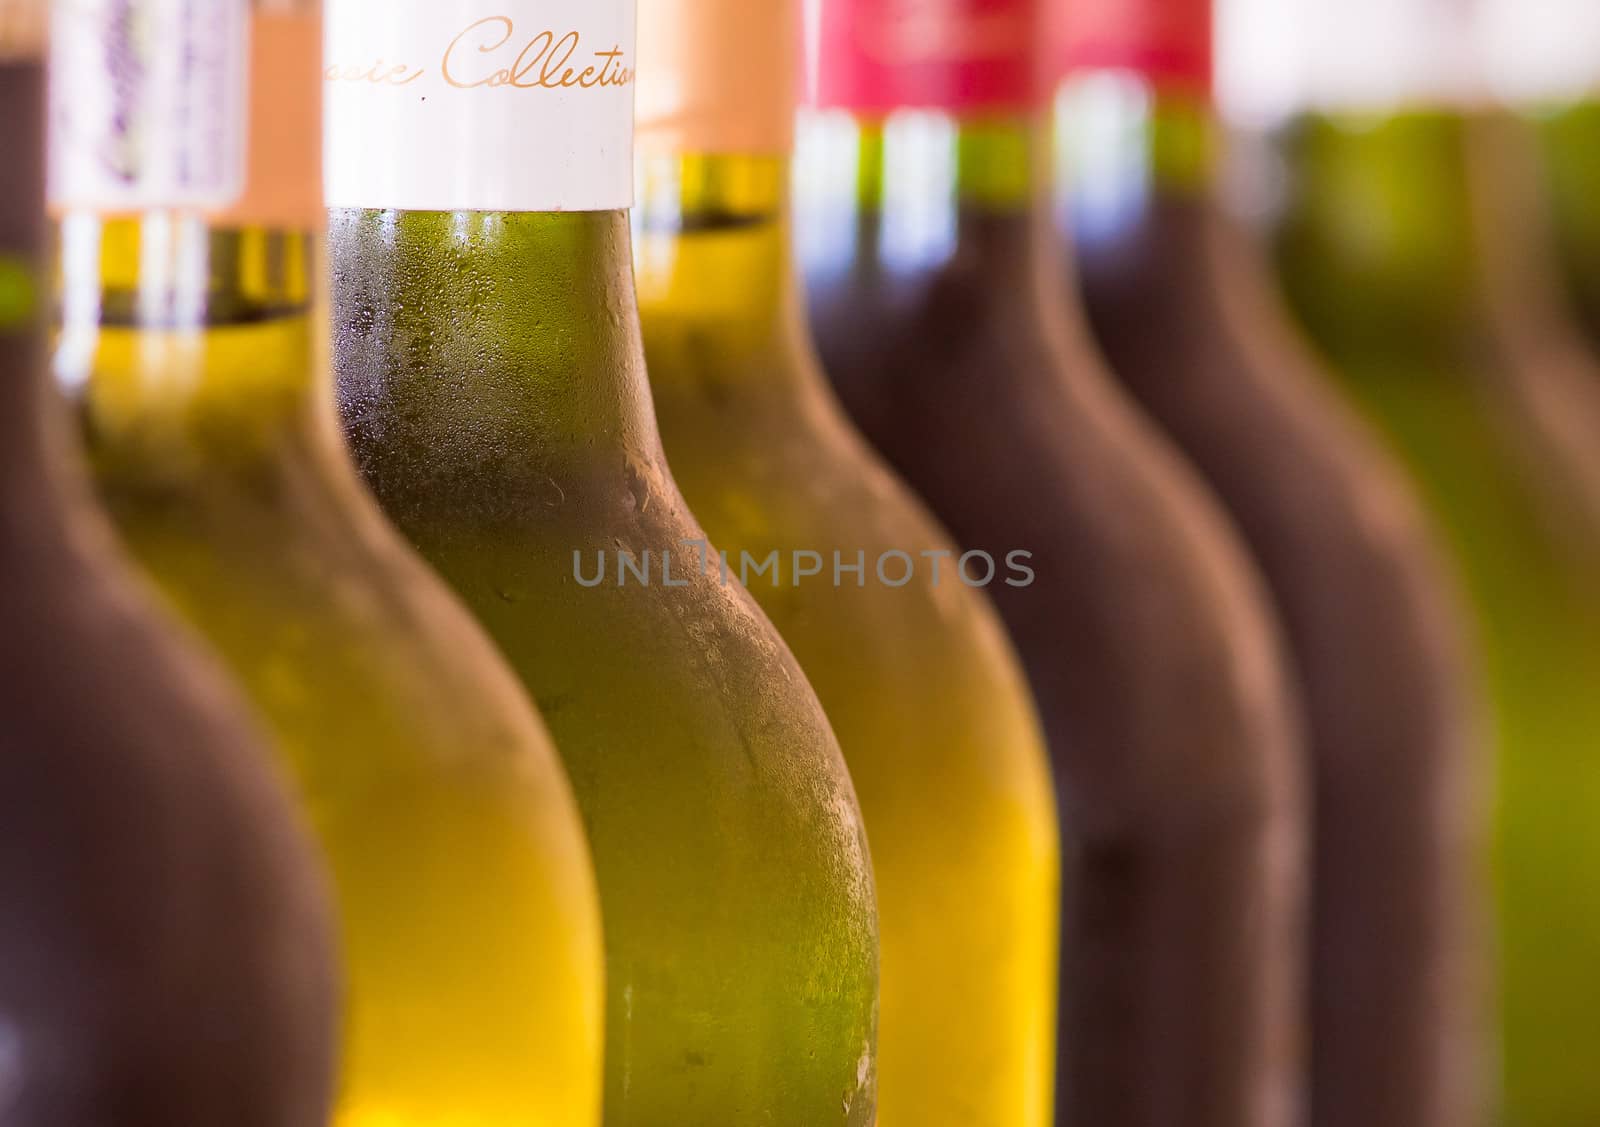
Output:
[
  {"left": 1051, "top": 4, "right": 1486, "bottom": 1125},
  {"left": 49, "top": 3, "right": 605, "bottom": 1125},
  {"left": 632, "top": 1, "right": 1060, "bottom": 1124},
  {"left": 798, "top": 1, "right": 1307, "bottom": 1124},
  {"left": 1259, "top": 3, "right": 1600, "bottom": 1120},
  {"left": 2, "top": 7, "right": 336, "bottom": 1124},
  {"left": 325, "top": 2, "right": 880, "bottom": 1124}
]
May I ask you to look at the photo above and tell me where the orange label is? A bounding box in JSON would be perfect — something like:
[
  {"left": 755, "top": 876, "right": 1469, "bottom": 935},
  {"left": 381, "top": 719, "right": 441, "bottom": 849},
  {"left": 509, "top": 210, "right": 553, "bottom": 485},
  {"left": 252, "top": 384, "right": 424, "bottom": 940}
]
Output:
[
  {"left": 0, "top": 0, "right": 46, "bottom": 57},
  {"left": 635, "top": 0, "right": 799, "bottom": 154},
  {"left": 219, "top": 3, "right": 323, "bottom": 229}
]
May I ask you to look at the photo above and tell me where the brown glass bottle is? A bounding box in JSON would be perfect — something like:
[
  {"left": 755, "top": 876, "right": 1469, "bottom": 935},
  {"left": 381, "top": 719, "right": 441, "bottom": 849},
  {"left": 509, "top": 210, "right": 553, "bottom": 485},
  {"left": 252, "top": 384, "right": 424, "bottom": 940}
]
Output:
[
  {"left": 0, "top": 23, "right": 337, "bottom": 1127},
  {"left": 1056, "top": 56, "right": 1485, "bottom": 1127},
  {"left": 798, "top": 4, "right": 1307, "bottom": 1123}
]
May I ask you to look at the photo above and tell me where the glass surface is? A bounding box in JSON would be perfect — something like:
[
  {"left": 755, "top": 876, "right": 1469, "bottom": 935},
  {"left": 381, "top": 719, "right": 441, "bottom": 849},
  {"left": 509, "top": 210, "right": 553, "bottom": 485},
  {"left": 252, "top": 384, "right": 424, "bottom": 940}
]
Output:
[
  {"left": 635, "top": 151, "right": 1061, "bottom": 1127},
  {"left": 330, "top": 203, "right": 881, "bottom": 1126},
  {"left": 800, "top": 108, "right": 1306, "bottom": 1127},
  {"left": 1276, "top": 109, "right": 1600, "bottom": 1127},
  {"left": 55, "top": 173, "right": 604, "bottom": 1127},
  {"left": 1060, "top": 78, "right": 1486, "bottom": 1127},
  {"left": 2, "top": 49, "right": 337, "bottom": 1127}
]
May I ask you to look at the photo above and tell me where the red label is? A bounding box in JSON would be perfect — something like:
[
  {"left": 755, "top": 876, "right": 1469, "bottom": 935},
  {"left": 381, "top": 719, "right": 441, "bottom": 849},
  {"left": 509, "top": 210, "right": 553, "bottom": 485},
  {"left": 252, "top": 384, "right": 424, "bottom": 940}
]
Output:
[
  {"left": 1052, "top": 0, "right": 1213, "bottom": 92},
  {"left": 808, "top": 0, "right": 1047, "bottom": 114}
]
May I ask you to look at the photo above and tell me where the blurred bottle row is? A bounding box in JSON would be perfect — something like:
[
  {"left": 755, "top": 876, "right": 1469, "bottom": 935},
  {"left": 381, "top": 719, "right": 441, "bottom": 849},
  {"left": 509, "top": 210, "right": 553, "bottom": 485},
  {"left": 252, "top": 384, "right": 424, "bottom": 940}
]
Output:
[{"left": 1, "top": 0, "right": 1597, "bottom": 1125}]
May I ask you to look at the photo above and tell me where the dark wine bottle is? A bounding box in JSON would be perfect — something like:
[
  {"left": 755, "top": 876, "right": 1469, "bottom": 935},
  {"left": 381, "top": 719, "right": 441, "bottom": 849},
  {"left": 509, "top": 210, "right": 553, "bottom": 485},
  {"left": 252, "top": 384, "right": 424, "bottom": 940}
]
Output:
[
  {"left": 1255, "top": 0, "right": 1600, "bottom": 1119},
  {"left": 798, "top": 1, "right": 1307, "bottom": 1124},
  {"left": 1053, "top": 4, "right": 1486, "bottom": 1126},
  {"left": 0, "top": 8, "right": 337, "bottom": 1125}
]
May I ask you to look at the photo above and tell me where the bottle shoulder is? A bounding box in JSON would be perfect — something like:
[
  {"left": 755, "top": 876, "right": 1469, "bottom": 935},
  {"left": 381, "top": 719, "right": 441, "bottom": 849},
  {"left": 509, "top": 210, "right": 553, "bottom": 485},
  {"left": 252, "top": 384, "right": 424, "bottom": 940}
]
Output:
[
  {"left": 75, "top": 393, "right": 612, "bottom": 1123},
  {"left": 95, "top": 424, "right": 578, "bottom": 790},
  {"left": 376, "top": 462, "right": 871, "bottom": 851},
  {"left": 1097, "top": 231, "right": 1469, "bottom": 611},
  {"left": 653, "top": 358, "right": 1057, "bottom": 810},
  {"left": 0, "top": 509, "right": 338, "bottom": 1127},
  {"left": 814, "top": 261, "right": 1306, "bottom": 835},
  {"left": 378, "top": 461, "right": 884, "bottom": 1123}
]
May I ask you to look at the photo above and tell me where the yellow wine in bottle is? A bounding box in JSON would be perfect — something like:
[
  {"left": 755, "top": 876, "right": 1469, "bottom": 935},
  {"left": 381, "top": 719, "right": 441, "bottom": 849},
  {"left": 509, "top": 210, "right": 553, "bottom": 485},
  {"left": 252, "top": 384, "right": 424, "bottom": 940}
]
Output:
[
  {"left": 326, "top": 2, "right": 880, "bottom": 1124},
  {"left": 633, "top": 1, "right": 1060, "bottom": 1124},
  {"left": 2, "top": 7, "right": 336, "bottom": 1124},
  {"left": 49, "top": 4, "right": 604, "bottom": 1124}
]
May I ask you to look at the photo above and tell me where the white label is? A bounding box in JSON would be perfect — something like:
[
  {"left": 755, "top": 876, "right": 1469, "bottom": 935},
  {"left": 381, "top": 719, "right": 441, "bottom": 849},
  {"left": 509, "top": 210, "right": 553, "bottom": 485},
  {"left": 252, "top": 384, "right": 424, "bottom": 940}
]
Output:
[
  {"left": 1480, "top": 0, "right": 1600, "bottom": 103},
  {"left": 324, "top": 0, "right": 637, "bottom": 212},
  {"left": 49, "top": 0, "right": 249, "bottom": 210},
  {"left": 1219, "top": 0, "right": 1485, "bottom": 122}
]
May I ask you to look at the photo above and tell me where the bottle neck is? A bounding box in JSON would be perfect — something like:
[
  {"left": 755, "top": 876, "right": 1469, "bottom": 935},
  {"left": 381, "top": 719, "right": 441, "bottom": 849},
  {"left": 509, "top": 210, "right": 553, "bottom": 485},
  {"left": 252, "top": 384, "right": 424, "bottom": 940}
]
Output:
[
  {"left": 50, "top": 0, "right": 327, "bottom": 467},
  {"left": 1531, "top": 98, "right": 1600, "bottom": 338},
  {"left": 53, "top": 213, "right": 324, "bottom": 455},
  {"left": 331, "top": 207, "right": 658, "bottom": 477},
  {"left": 633, "top": 154, "right": 810, "bottom": 374},
  {"left": 797, "top": 110, "right": 1054, "bottom": 283},
  {"left": 1055, "top": 74, "right": 1218, "bottom": 256},
  {"left": 0, "top": 49, "right": 47, "bottom": 478},
  {"left": 1277, "top": 110, "right": 1487, "bottom": 363}
]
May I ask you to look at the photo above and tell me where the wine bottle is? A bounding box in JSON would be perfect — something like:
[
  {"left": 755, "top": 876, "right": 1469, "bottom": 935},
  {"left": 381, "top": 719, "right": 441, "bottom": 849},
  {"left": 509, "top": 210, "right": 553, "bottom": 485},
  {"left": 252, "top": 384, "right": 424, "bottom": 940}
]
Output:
[
  {"left": 1468, "top": 0, "right": 1600, "bottom": 512},
  {"left": 797, "top": 1, "right": 1306, "bottom": 1124},
  {"left": 1483, "top": 0, "right": 1600, "bottom": 348},
  {"left": 49, "top": 3, "right": 605, "bottom": 1124},
  {"left": 1247, "top": 0, "right": 1600, "bottom": 1120},
  {"left": 633, "top": 0, "right": 1060, "bottom": 1123},
  {"left": 1532, "top": 104, "right": 1600, "bottom": 347},
  {"left": 1, "top": 6, "right": 336, "bottom": 1124},
  {"left": 325, "top": 2, "right": 880, "bottom": 1123},
  {"left": 1052, "top": 4, "right": 1486, "bottom": 1125}
]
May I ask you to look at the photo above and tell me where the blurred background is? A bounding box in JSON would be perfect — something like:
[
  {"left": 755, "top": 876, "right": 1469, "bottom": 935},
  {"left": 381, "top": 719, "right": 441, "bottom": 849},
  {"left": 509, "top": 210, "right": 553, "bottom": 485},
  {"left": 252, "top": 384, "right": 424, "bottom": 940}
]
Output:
[{"left": 1220, "top": 0, "right": 1600, "bottom": 1121}]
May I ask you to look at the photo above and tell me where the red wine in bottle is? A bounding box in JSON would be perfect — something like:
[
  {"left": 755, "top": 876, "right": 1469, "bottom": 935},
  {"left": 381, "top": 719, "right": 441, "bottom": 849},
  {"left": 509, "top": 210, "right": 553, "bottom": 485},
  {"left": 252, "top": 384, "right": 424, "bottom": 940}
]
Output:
[
  {"left": 798, "top": 1, "right": 1307, "bottom": 1124},
  {"left": 0, "top": 15, "right": 337, "bottom": 1126},
  {"left": 1053, "top": 5, "right": 1486, "bottom": 1126}
]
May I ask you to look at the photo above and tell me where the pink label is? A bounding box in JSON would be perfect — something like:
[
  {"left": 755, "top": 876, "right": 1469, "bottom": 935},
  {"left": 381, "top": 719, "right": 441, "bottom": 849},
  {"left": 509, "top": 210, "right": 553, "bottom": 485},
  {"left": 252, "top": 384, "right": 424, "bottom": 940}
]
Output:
[
  {"left": 1053, "top": 0, "right": 1213, "bottom": 92},
  {"left": 808, "top": 0, "right": 1046, "bottom": 114}
]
